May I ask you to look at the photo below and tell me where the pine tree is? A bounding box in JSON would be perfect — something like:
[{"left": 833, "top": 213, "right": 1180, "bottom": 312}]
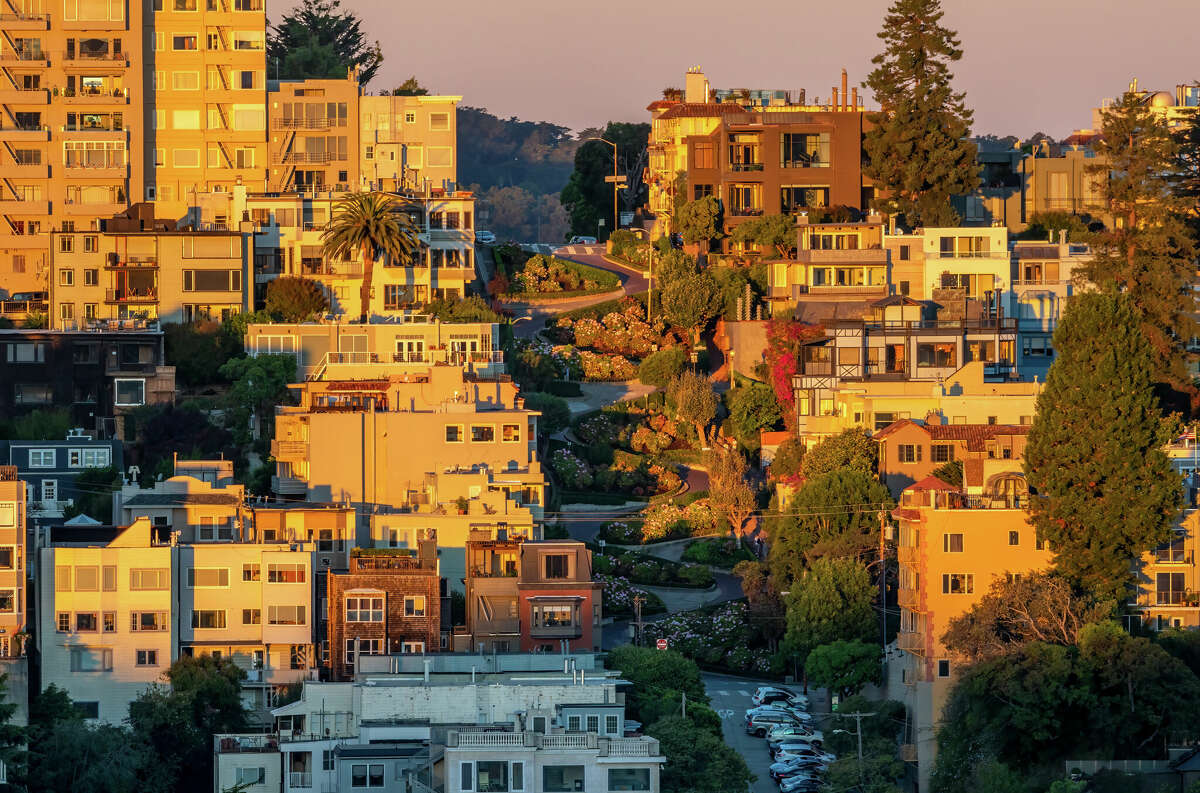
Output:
[
  {"left": 1024, "top": 292, "right": 1182, "bottom": 602},
  {"left": 1084, "top": 91, "right": 1197, "bottom": 385},
  {"left": 863, "top": 0, "right": 980, "bottom": 227}
]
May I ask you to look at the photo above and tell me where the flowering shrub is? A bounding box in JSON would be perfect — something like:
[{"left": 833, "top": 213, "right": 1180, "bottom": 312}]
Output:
[
  {"left": 510, "top": 254, "right": 615, "bottom": 294},
  {"left": 640, "top": 499, "right": 721, "bottom": 541},
  {"left": 647, "top": 463, "right": 682, "bottom": 494},
  {"left": 576, "top": 414, "right": 618, "bottom": 446},
  {"left": 554, "top": 300, "right": 663, "bottom": 359},
  {"left": 594, "top": 574, "right": 663, "bottom": 618},
  {"left": 551, "top": 449, "right": 592, "bottom": 489},
  {"left": 764, "top": 320, "right": 825, "bottom": 429},
  {"left": 577, "top": 350, "right": 637, "bottom": 381},
  {"left": 630, "top": 425, "right": 671, "bottom": 454},
  {"left": 601, "top": 521, "right": 643, "bottom": 544},
  {"left": 643, "top": 602, "right": 755, "bottom": 664}
]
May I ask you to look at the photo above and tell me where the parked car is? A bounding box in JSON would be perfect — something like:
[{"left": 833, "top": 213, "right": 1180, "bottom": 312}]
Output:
[
  {"left": 474, "top": 230, "right": 496, "bottom": 244},
  {"left": 770, "top": 757, "right": 828, "bottom": 781},
  {"left": 766, "top": 724, "right": 818, "bottom": 742},
  {"left": 7, "top": 291, "right": 46, "bottom": 303},
  {"left": 753, "top": 686, "right": 810, "bottom": 709},
  {"left": 775, "top": 747, "right": 836, "bottom": 765},
  {"left": 749, "top": 705, "right": 813, "bottom": 724},
  {"left": 745, "top": 711, "right": 805, "bottom": 738},
  {"left": 778, "top": 774, "right": 824, "bottom": 793},
  {"left": 568, "top": 235, "right": 597, "bottom": 245},
  {"left": 770, "top": 734, "right": 827, "bottom": 757}
]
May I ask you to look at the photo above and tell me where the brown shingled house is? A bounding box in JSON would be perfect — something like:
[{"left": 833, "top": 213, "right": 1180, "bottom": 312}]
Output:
[{"left": 872, "top": 419, "right": 1030, "bottom": 498}]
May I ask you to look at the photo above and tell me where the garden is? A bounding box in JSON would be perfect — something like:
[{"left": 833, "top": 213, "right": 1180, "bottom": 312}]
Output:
[
  {"left": 642, "top": 601, "right": 783, "bottom": 676},
  {"left": 545, "top": 297, "right": 685, "bottom": 382},
  {"left": 680, "top": 537, "right": 757, "bottom": 568},
  {"left": 597, "top": 574, "right": 666, "bottom": 620},
  {"left": 490, "top": 244, "right": 619, "bottom": 299},
  {"left": 591, "top": 546, "right": 715, "bottom": 589}
]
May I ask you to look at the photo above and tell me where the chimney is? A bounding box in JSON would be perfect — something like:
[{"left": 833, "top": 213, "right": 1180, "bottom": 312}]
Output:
[
  {"left": 851, "top": 87, "right": 859, "bottom": 110},
  {"left": 831, "top": 87, "right": 838, "bottom": 110},
  {"left": 841, "top": 69, "right": 848, "bottom": 111},
  {"left": 1058, "top": 228, "right": 1067, "bottom": 245}
]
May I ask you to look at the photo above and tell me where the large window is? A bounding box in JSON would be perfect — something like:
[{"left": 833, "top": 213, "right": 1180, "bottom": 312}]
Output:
[
  {"left": 1155, "top": 536, "right": 1187, "bottom": 564},
  {"left": 470, "top": 425, "right": 495, "bottom": 443},
  {"left": 1157, "top": 572, "right": 1187, "bottom": 605},
  {"left": 403, "top": 596, "right": 426, "bottom": 617},
  {"left": 727, "top": 133, "right": 761, "bottom": 171},
  {"left": 130, "top": 568, "right": 169, "bottom": 590},
  {"left": 114, "top": 378, "right": 145, "bottom": 406},
  {"left": 941, "top": 574, "right": 974, "bottom": 595},
  {"left": 727, "top": 183, "right": 761, "bottom": 216},
  {"left": 28, "top": 449, "right": 55, "bottom": 468},
  {"left": 608, "top": 769, "right": 651, "bottom": 792},
  {"left": 916, "top": 343, "right": 956, "bottom": 369},
  {"left": 267, "top": 605, "right": 305, "bottom": 625},
  {"left": 780, "top": 186, "right": 829, "bottom": 213},
  {"left": 235, "top": 768, "right": 265, "bottom": 787},
  {"left": 532, "top": 604, "right": 575, "bottom": 628},
  {"left": 192, "top": 610, "right": 227, "bottom": 629},
  {"left": 343, "top": 638, "right": 383, "bottom": 663},
  {"left": 543, "top": 765, "right": 585, "bottom": 792},
  {"left": 187, "top": 567, "right": 229, "bottom": 587},
  {"left": 544, "top": 554, "right": 569, "bottom": 579},
  {"left": 942, "top": 534, "right": 964, "bottom": 553},
  {"left": 68, "top": 448, "right": 111, "bottom": 468},
  {"left": 781, "top": 132, "right": 830, "bottom": 168},
  {"left": 131, "top": 611, "right": 168, "bottom": 631},
  {"left": 267, "top": 564, "right": 305, "bottom": 583},
  {"left": 346, "top": 595, "right": 384, "bottom": 622},
  {"left": 692, "top": 142, "right": 714, "bottom": 169},
  {"left": 350, "top": 764, "right": 384, "bottom": 788}
]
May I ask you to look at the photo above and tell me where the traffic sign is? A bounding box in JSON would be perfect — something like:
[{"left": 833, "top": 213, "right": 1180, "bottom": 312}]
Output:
[
  {"left": 656, "top": 638, "right": 668, "bottom": 650},
  {"left": 604, "top": 175, "right": 628, "bottom": 184}
]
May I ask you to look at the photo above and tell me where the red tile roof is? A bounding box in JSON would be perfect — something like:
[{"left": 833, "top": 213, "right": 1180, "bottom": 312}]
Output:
[
  {"left": 646, "top": 100, "right": 678, "bottom": 111},
  {"left": 908, "top": 475, "right": 958, "bottom": 492},
  {"left": 760, "top": 431, "right": 792, "bottom": 447},
  {"left": 926, "top": 424, "right": 1028, "bottom": 452},
  {"left": 656, "top": 103, "right": 748, "bottom": 120}
]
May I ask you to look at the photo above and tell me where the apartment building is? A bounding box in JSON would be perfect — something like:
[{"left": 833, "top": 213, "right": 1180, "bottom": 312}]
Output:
[
  {"left": 645, "top": 67, "right": 871, "bottom": 237},
  {"left": 267, "top": 74, "right": 360, "bottom": 193},
  {"left": 145, "top": 0, "right": 268, "bottom": 217},
  {"left": 38, "top": 517, "right": 174, "bottom": 723},
  {"left": 2, "top": 436, "right": 122, "bottom": 521},
  {"left": 270, "top": 365, "right": 545, "bottom": 519},
  {"left": 0, "top": 0, "right": 146, "bottom": 291},
  {"left": 325, "top": 544, "right": 442, "bottom": 680},
  {"left": 193, "top": 184, "right": 477, "bottom": 313},
  {"left": 360, "top": 92, "right": 460, "bottom": 191},
  {"left": 0, "top": 467, "right": 28, "bottom": 726},
  {"left": 887, "top": 476, "right": 1052, "bottom": 790},
  {"left": 462, "top": 536, "right": 602, "bottom": 653},
  {"left": 244, "top": 317, "right": 504, "bottom": 381},
  {"left": 790, "top": 361, "right": 1041, "bottom": 448},
  {"left": 0, "top": 324, "right": 174, "bottom": 436},
  {"left": 115, "top": 472, "right": 244, "bottom": 540},
  {"left": 873, "top": 419, "right": 1030, "bottom": 498},
  {"left": 767, "top": 214, "right": 887, "bottom": 308},
  {"left": 47, "top": 205, "right": 252, "bottom": 327},
  {"left": 1010, "top": 237, "right": 1090, "bottom": 379}
]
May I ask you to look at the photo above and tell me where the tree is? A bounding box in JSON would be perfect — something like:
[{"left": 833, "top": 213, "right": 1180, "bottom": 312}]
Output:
[
  {"left": 164, "top": 320, "right": 242, "bottom": 387},
  {"left": 730, "top": 214, "right": 796, "bottom": 258},
  {"left": 61, "top": 466, "right": 120, "bottom": 523},
  {"left": 638, "top": 348, "right": 687, "bottom": 388},
  {"left": 941, "top": 572, "right": 1112, "bottom": 662},
  {"left": 560, "top": 122, "right": 650, "bottom": 239},
  {"left": 647, "top": 715, "right": 755, "bottom": 793},
  {"left": 0, "top": 407, "right": 71, "bottom": 440},
  {"left": 769, "top": 469, "right": 891, "bottom": 580},
  {"left": 668, "top": 372, "right": 718, "bottom": 446},
  {"left": 390, "top": 76, "right": 428, "bottom": 96},
  {"left": 1174, "top": 106, "right": 1200, "bottom": 238},
  {"left": 676, "top": 196, "right": 723, "bottom": 250},
  {"left": 783, "top": 557, "right": 877, "bottom": 667},
  {"left": 219, "top": 353, "right": 297, "bottom": 445},
  {"left": 763, "top": 319, "right": 826, "bottom": 426},
  {"left": 1156, "top": 627, "right": 1200, "bottom": 680},
  {"left": 706, "top": 447, "right": 758, "bottom": 538},
  {"left": 769, "top": 436, "right": 805, "bottom": 479},
  {"left": 1024, "top": 293, "right": 1182, "bottom": 602},
  {"left": 800, "top": 427, "right": 877, "bottom": 478},
  {"left": 1086, "top": 91, "right": 1197, "bottom": 385},
  {"left": 660, "top": 268, "right": 720, "bottom": 343},
  {"left": 804, "top": 640, "right": 882, "bottom": 697},
  {"left": 322, "top": 192, "right": 420, "bottom": 322},
  {"left": 727, "top": 382, "right": 782, "bottom": 448},
  {"left": 521, "top": 393, "right": 570, "bottom": 438},
  {"left": 863, "top": 0, "right": 980, "bottom": 227},
  {"left": 265, "top": 276, "right": 329, "bottom": 322},
  {"left": 267, "top": 0, "right": 383, "bottom": 85},
  {"left": 130, "top": 404, "right": 235, "bottom": 485},
  {"left": 931, "top": 459, "right": 963, "bottom": 487},
  {"left": 605, "top": 646, "right": 708, "bottom": 725}
]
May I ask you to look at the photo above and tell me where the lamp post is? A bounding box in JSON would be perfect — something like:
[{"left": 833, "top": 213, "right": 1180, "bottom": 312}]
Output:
[{"left": 583, "top": 137, "right": 623, "bottom": 239}]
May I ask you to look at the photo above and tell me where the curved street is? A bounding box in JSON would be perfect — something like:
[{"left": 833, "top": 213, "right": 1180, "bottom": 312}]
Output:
[{"left": 505, "top": 249, "right": 649, "bottom": 339}]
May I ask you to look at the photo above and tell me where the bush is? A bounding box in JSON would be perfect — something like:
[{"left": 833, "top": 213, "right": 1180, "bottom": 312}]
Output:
[
  {"left": 682, "top": 538, "right": 756, "bottom": 568},
  {"left": 599, "top": 521, "right": 643, "bottom": 544},
  {"left": 510, "top": 255, "right": 619, "bottom": 295},
  {"left": 639, "top": 348, "right": 687, "bottom": 388},
  {"left": 544, "top": 380, "right": 583, "bottom": 398},
  {"left": 265, "top": 276, "right": 329, "bottom": 322},
  {"left": 164, "top": 321, "right": 241, "bottom": 388},
  {"left": 609, "top": 229, "right": 651, "bottom": 266},
  {"left": 584, "top": 443, "right": 614, "bottom": 466},
  {"left": 679, "top": 564, "right": 715, "bottom": 587},
  {"left": 523, "top": 392, "right": 571, "bottom": 436},
  {"left": 577, "top": 351, "right": 637, "bottom": 381},
  {"left": 425, "top": 295, "right": 504, "bottom": 323}
]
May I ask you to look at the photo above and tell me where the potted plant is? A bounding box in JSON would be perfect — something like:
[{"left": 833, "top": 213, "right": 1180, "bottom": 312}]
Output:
[{"left": 454, "top": 496, "right": 469, "bottom": 515}]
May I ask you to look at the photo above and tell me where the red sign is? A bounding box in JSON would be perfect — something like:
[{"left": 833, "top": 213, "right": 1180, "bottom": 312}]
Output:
[{"left": 656, "top": 639, "right": 668, "bottom": 650}]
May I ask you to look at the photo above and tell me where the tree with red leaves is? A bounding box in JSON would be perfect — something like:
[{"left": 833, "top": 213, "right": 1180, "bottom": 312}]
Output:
[{"left": 763, "top": 319, "right": 824, "bottom": 429}]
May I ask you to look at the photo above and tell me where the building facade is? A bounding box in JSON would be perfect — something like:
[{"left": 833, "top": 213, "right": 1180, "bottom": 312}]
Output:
[{"left": 2, "top": 436, "right": 122, "bottom": 521}]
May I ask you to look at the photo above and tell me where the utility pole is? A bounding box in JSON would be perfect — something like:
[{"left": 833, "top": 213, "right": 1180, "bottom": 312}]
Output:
[
  {"left": 584, "top": 137, "right": 624, "bottom": 240},
  {"left": 632, "top": 594, "right": 645, "bottom": 647},
  {"left": 879, "top": 509, "right": 888, "bottom": 682},
  {"left": 646, "top": 241, "right": 654, "bottom": 324},
  {"left": 681, "top": 691, "right": 687, "bottom": 720},
  {"left": 833, "top": 711, "right": 875, "bottom": 791}
]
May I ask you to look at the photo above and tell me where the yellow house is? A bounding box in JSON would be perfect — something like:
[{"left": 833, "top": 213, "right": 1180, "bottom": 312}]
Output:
[
  {"left": 767, "top": 215, "right": 888, "bottom": 307},
  {"left": 1132, "top": 509, "right": 1200, "bottom": 631},
  {"left": 359, "top": 93, "right": 461, "bottom": 192}
]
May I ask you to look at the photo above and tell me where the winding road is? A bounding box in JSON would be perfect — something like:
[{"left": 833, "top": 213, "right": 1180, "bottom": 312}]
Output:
[{"left": 506, "top": 248, "right": 649, "bottom": 339}]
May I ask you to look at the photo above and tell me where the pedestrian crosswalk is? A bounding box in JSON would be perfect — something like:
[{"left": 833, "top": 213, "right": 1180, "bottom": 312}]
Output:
[
  {"left": 520, "top": 244, "right": 605, "bottom": 256},
  {"left": 715, "top": 689, "right": 753, "bottom": 697}
]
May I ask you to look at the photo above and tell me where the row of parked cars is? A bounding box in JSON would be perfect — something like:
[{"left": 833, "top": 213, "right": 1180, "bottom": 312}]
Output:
[{"left": 745, "top": 686, "right": 835, "bottom": 793}]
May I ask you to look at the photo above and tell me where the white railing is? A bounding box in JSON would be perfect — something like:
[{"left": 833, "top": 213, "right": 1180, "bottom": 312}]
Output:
[
  {"left": 289, "top": 771, "right": 313, "bottom": 788},
  {"left": 455, "top": 732, "right": 525, "bottom": 748},
  {"left": 542, "top": 734, "right": 592, "bottom": 749},
  {"left": 605, "top": 738, "right": 657, "bottom": 757}
]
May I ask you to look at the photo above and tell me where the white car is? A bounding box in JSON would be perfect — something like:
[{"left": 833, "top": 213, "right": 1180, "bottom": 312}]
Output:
[
  {"left": 474, "top": 230, "right": 496, "bottom": 244},
  {"left": 767, "top": 724, "right": 819, "bottom": 742},
  {"left": 775, "top": 747, "right": 835, "bottom": 765},
  {"left": 568, "top": 235, "right": 597, "bottom": 245},
  {"left": 753, "top": 686, "right": 810, "bottom": 709}
]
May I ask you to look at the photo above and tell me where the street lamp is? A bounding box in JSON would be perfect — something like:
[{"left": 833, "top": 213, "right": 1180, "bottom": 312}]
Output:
[{"left": 583, "top": 137, "right": 624, "bottom": 239}]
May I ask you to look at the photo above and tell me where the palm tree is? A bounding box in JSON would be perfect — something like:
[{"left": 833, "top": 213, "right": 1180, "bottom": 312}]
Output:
[{"left": 321, "top": 192, "right": 421, "bottom": 322}]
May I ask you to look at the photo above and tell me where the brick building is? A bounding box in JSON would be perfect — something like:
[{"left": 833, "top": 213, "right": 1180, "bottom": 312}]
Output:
[{"left": 325, "top": 542, "right": 442, "bottom": 681}]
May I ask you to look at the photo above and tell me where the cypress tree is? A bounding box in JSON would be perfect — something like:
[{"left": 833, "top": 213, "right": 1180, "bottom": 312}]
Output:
[
  {"left": 1024, "top": 292, "right": 1182, "bottom": 603},
  {"left": 1086, "top": 91, "right": 1197, "bottom": 386},
  {"left": 863, "top": 0, "right": 980, "bottom": 228}
]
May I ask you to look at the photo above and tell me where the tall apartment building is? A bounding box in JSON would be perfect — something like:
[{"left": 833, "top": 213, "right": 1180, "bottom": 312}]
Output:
[
  {"left": 0, "top": 467, "right": 28, "bottom": 726},
  {"left": 47, "top": 204, "right": 252, "bottom": 327},
  {"left": 359, "top": 92, "right": 459, "bottom": 191},
  {"left": 267, "top": 74, "right": 360, "bottom": 192}
]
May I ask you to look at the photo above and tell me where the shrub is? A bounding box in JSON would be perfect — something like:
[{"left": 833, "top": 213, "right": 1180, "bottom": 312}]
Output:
[
  {"left": 609, "top": 229, "right": 651, "bottom": 265},
  {"left": 601, "top": 521, "right": 643, "bottom": 544},
  {"left": 576, "top": 415, "right": 618, "bottom": 446},
  {"left": 425, "top": 295, "right": 503, "bottom": 323},
  {"left": 679, "top": 564, "right": 715, "bottom": 588},
  {"left": 264, "top": 276, "right": 329, "bottom": 322},
  {"left": 641, "top": 500, "right": 720, "bottom": 542},
  {"left": 577, "top": 351, "right": 637, "bottom": 381},
  {"left": 551, "top": 448, "right": 592, "bottom": 489},
  {"left": 638, "top": 348, "right": 687, "bottom": 388},
  {"left": 682, "top": 538, "right": 756, "bottom": 568},
  {"left": 523, "top": 392, "right": 571, "bottom": 436},
  {"left": 544, "top": 380, "right": 582, "bottom": 398},
  {"left": 584, "top": 443, "right": 614, "bottom": 466}
]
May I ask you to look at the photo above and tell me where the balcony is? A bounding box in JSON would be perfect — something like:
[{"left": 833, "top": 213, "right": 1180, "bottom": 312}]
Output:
[
  {"left": 104, "top": 255, "right": 157, "bottom": 269},
  {"left": 63, "top": 52, "right": 128, "bottom": 68},
  {"left": 729, "top": 162, "right": 764, "bottom": 172},
  {"left": 796, "top": 248, "right": 888, "bottom": 264},
  {"left": 272, "top": 475, "right": 307, "bottom": 495},
  {"left": 272, "top": 118, "right": 338, "bottom": 130},
  {"left": 271, "top": 439, "right": 308, "bottom": 461},
  {"left": 447, "top": 731, "right": 660, "bottom": 757},
  {"left": 728, "top": 207, "right": 763, "bottom": 218},
  {"left": 288, "top": 771, "right": 312, "bottom": 789},
  {"left": 63, "top": 88, "right": 129, "bottom": 104},
  {"left": 0, "top": 125, "right": 49, "bottom": 140},
  {"left": 0, "top": 198, "right": 49, "bottom": 213},
  {"left": 530, "top": 622, "right": 582, "bottom": 639},
  {"left": 896, "top": 630, "right": 925, "bottom": 656},
  {"left": 897, "top": 588, "right": 921, "bottom": 611},
  {"left": 63, "top": 163, "right": 129, "bottom": 179},
  {"left": 0, "top": 50, "right": 47, "bottom": 64},
  {"left": 105, "top": 288, "right": 157, "bottom": 304},
  {"left": 6, "top": 163, "right": 48, "bottom": 178},
  {"left": 1151, "top": 552, "right": 1193, "bottom": 566},
  {"left": 0, "top": 299, "right": 47, "bottom": 319},
  {"left": 475, "top": 617, "right": 521, "bottom": 635},
  {"left": 214, "top": 734, "right": 279, "bottom": 754},
  {"left": 0, "top": 88, "right": 47, "bottom": 104},
  {"left": 1132, "top": 592, "right": 1200, "bottom": 610},
  {"left": 273, "top": 151, "right": 337, "bottom": 165},
  {"left": 67, "top": 201, "right": 126, "bottom": 216},
  {"left": 62, "top": 125, "right": 126, "bottom": 140},
  {"left": 0, "top": 13, "right": 49, "bottom": 29},
  {"left": 432, "top": 266, "right": 475, "bottom": 283}
]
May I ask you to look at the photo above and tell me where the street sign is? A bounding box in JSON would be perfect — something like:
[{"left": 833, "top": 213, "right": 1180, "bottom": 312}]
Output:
[
  {"left": 604, "top": 175, "right": 628, "bottom": 184},
  {"left": 619, "top": 212, "right": 635, "bottom": 226},
  {"left": 831, "top": 694, "right": 840, "bottom": 712},
  {"left": 656, "top": 638, "right": 668, "bottom": 650}
]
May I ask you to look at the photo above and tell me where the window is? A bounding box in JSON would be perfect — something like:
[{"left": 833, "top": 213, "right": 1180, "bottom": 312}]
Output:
[
  {"left": 567, "top": 715, "right": 582, "bottom": 732},
  {"left": 172, "top": 35, "right": 197, "bottom": 50},
  {"left": 1009, "top": 531, "right": 1020, "bottom": 546},
  {"left": 781, "top": 132, "right": 830, "bottom": 168},
  {"left": 533, "top": 604, "right": 574, "bottom": 628},
  {"left": 587, "top": 715, "right": 599, "bottom": 732},
  {"left": 290, "top": 645, "right": 307, "bottom": 670},
  {"left": 609, "top": 769, "right": 651, "bottom": 791},
  {"left": 461, "top": 763, "right": 475, "bottom": 792},
  {"left": 6, "top": 342, "right": 46, "bottom": 363},
  {"left": 1157, "top": 572, "right": 1187, "bottom": 605},
  {"left": 75, "top": 566, "right": 99, "bottom": 591},
  {"left": 545, "top": 554, "right": 569, "bottom": 579},
  {"left": 236, "top": 768, "right": 265, "bottom": 786},
  {"left": 543, "top": 766, "right": 584, "bottom": 793},
  {"left": 0, "top": 549, "right": 13, "bottom": 571},
  {"left": 1156, "top": 536, "right": 1187, "bottom": 564},
  {"left": 931, "top": 444, "right": 954, "bottom": 463},
  {"left": 130, "top": 568, "right": 169, "bottom": 590},
  {"left": 69, "top": 448, "right": 111, "bottom": 468},
  {"left": 501, "top": 424, "right": 521, "bottom": 443},
  {"left": 898, "top": 444, "right": 922, "bottom": 464},
  {"left": 0, "top": 590, "right": 15, "bottom": 613},
  {"left": 446, "top": 424, "right": 464, "bottom": 443},
  {"left": 187, "top": 567, "right": 229, "bottom": 587},
  {"left": 267, "top": 564, "right": 305, "bottom": 583},
  {"left": 692, "top": 184, "right": 713, "bottom": 200},
  {"left": 114, "top": 379, "right": 145, "bottom": 406},
  {"left": 41, "top": 479, "right": 57, "bottom": 502},
  {"left": 943, "top": 533, "right": 964, "bottom": 553},
  {"left": 70, "top": 648, "right": 113, "bottom": 672},
  {"left": 60, "top": 303, "right": 75, "bottom": 322},
  {"left": 267, "top": 605, "right": 305, "bottom": 625},
  {"left": 917, "top": 342, "right": 956, "bottom": 368},
  {"left": 474, "top": 761, "right": 512, "bottom": 792},
  {"left": 242, "top": 563, "right": 260, "bottom": 581},
  {"left": 28, "top": 449, "right": 55, "bottom": 468},
  {"left": 130, "top": 611, "right": 167, "bottom": 631},
  {"left": 350, "top": 763, "right": 385, "bottom": 788},
  {"left": 343, "top": 638, "right": 383, "bottom": 662},
  {"left": 471, "top": 425, "right": 495, "bottom": 442},
  {"left": 75, "top": 701, "right": 100, "bottom": 719},
  {"left": 1023, "top": 335, "right": 1054, "bottom": 358},
  {"left": 942, "top": 574, "right": 974, "bottom": 594},
  {"left": 693, "top": 142, "right": 714, "bottom": 169},
  {"left": 192, "top": 610, "right": 227, "bottom": 628},
  {"left": 403, "top": 596, "right": 425, "bottom": 617},
  {"left": 938, "top": 659, "right": 951, "bottom": 677},
  {"left": 136, "top": 649, "right": 158, "bottom": 666},
  {"left": 606, "top": 714, "right": 620, "bottom": 734},
  {"left": 429, "top": 112, "right": 449, "bottom": 131},
  {"left": 75, "top": 612, "right": 98, "bottom": 631},
  {"left": 102, "top": 611, "right": 116, "bottom": 632},
  {"left": 57, "top": 612, "right": 70, "bottom": 632},
  {"left": 346, "top": 595, "right": 384, "bottom": 622},
  {"left": 242, "top": 609, "right": 261, "bottom": 625}
]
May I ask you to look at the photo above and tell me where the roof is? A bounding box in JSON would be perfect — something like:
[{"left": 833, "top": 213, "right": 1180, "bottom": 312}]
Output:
[
  {"left": 123, "top": 493, "right": 240, "bottom": 507},
  {"left": 873, "top": 419, "right": 1028, "bottom": 452},
  {"left": 759, "top": 431, "right": 791, "bottom": 447},
  {"left": 646, "top": 100, "right": 678, "bottom": 111},
  {"left": 908, "top": 476, "right": 959, "bottom": 492},
  {"left": 870, "top": 295, "right": 924, "bottom": 308},
  {"left": 656, "top": 102, "right": 748, "bottom": 120}
]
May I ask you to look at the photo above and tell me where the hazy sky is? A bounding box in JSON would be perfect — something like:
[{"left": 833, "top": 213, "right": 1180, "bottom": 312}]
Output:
[{"left": 282, "top": 0, "right": 1200, "bottom": 139}]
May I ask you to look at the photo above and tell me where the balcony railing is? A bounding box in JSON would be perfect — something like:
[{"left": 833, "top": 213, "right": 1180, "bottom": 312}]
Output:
[
  {"left": 214, "top": 734, "right": 279, "bottom": 753},
  {"left": 530, "top": 623, "right": 582, "bottom": 638},
  {"left": 0, "top": 299, "right": 48, "bottom": 317},
  {"left": 448, "top": 731, "right": 660, "bottom": 757},
  {"left": 104, "top": 256, "right": 156, "bottom": 269},
  {"left": 273, "top": 118, "right": 339, "bottom": 130},
  {"left": 272, "top": 475, "right": 307, "bottom": 495},
  {"left": 796, "top": 248, "right": 888, "bottom": 264},
  {"left": 105, "top": 288, "right": 157, "bottom": 303},
  {"left": 897, "top": 589, "right": 921, "bottom": 611},
  {"left": 64, "top": 50, "right": 124, "bottom": 61},
  {"left": 729, "top": 162, "right": 764, "bottom": 172},
  {"left": 271, "top": 439, "right": 307, "bottom": 459},
  {"left": 896, "top": 631, "right": 925, "bottom": 656},
  {"left": 728, "top": 207, "right": 763, "bottom": 217},
  {"left": 1152, "top": 552, "right": 1194, "bottom": 565},
  {"left": 289, "top": 771, "right": 312, "bottom": 788}
]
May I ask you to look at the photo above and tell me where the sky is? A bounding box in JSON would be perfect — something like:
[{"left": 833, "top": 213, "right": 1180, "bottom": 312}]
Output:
[{"left": 280, "top": 0, "right": 1200, "bottom": 140}]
